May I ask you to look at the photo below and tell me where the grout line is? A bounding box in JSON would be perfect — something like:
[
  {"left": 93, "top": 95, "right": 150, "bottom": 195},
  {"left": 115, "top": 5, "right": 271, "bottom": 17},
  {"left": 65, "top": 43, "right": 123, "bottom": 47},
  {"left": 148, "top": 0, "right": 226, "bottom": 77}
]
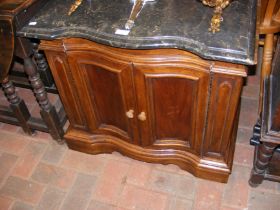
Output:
[
  {"left": 57, "top": 172, "right": 79, "bottom": 210},
  {"left": 7, "top": 199, "right": 16, "bottom": 210}
]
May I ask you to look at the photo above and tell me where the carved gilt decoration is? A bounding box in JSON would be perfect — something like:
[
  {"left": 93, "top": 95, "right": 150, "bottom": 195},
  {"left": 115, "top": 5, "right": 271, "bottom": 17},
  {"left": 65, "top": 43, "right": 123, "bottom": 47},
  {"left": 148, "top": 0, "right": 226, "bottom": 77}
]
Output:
[{"left": 202, "top": 0, "right": 231, "bottom": 33}]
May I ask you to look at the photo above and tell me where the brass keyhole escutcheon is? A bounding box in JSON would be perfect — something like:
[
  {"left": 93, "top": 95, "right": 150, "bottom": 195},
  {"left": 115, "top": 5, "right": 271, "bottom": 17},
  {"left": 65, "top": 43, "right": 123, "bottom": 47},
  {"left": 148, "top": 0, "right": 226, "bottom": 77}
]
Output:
[
  {"left": 126, "top": 109, "right": 134, "bottom": 119},
  {"left": 138, "top": 111, "right": 146, "bottom": 121}
]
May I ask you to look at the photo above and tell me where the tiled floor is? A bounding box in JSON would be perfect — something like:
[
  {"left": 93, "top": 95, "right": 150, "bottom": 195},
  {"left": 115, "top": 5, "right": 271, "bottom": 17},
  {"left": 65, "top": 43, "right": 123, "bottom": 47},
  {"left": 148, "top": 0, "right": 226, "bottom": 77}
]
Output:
[{"left": 0, "top": 75, "right": 279, "bottom": 210}]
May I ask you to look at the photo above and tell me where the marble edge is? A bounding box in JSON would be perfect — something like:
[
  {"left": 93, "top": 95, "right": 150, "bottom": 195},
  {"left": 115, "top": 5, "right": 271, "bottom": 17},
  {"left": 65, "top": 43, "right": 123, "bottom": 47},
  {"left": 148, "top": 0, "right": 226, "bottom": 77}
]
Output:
[
  {"left": 17, "top": 27, "right": 255, "bottom": 65},
  {"left": 246, "top": 0, "right": 258, "bottom": 64}
]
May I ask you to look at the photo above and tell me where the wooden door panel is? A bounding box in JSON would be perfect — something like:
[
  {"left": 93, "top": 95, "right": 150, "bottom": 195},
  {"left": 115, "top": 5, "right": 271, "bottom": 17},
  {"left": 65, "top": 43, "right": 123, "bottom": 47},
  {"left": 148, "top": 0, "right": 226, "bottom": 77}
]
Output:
[
  {"left": 149, "top": 76, "right": 196, "bottom": 143},
  {"left": 134, "top": 64, "right": 209, "bottom": 153},
  {"left": 84, "top": 64, "right": 128, "bottom": 133},
  {"left": 67, "top": 52, "right": 137, "bottom": 142}
]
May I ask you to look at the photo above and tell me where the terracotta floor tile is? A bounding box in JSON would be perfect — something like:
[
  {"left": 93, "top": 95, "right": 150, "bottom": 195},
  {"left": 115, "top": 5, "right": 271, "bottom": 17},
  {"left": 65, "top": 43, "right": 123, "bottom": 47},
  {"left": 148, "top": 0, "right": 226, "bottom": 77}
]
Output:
[
  {"left": 11, "top": 201, "right": 34, "bottom": 210},
  {"left": 11, "top": 141, "right": 47, "bottom": 179},
  {"left": 0, "top": 176, "right": 44, "bottom": 204},
  {"left": 0, "top": 124, "right": 20, "bottom": 134},
  {"left": 233, "top": 144, "right": 254, "bottom": 167},
  {"left": 61, "top": 150, "right": 107, "bottom": 175},
  {"left": 249, "top": 190, "right": 280, "bottom": 210},
  {"left": 60, "top": 173, "right": 96, "bottom": 210},
  {"left": 87, "top": 200, "right": 117, "bottom": 210},
  {"left": 10, "top": 201, "right": 34, "bottom": 210},
  {"left": 148, "top": 169, "right": 195, "bottom": 199},
  {"left": 118, "top": 184, "right": 168, "bottom": 210},
  {"left": 34, "top": 131, "right": 53, "bottom": 142},
  {"left": 193, "top": 179, "right": 224, "bottom": 210},
  {"left": 241, "top": 84, "right": 259, "bottom": 100},
  {"left": 36, "top": 187, "right": 65, "bottom": 210},
  {"left": 222, "top": 165, "right": 251, "bottom": 209},
  {"left": 236, "top": 127, "right": 253, "bottom": 145},
  {"left": 92, "top": 159, "right": 130, "bottom": 205},
  {"left": 17, "top": 88, "right": 37, "bottom": 106},
  {"left": 177, "top": 167, "right": 195, "bottom": 177},
  {"left": 109, "top": 151, "right": 132, "bottom": 163},
  {"left": 0, "top": 153, "right": 18, "bottom": 184},
  {"left": 42, "top": 141, "right": 67, "bottom": 164},
  {"left": 220, "top": 206, "right": 243, "bottom": 210},
  {"left": 166, "top": 197, "right": 193, "bottom": 210},
  {"left": 126, "top": 160, "right": 152, "bottom": 186},
  {"left": 0, "top": 131, "right": 30, "bottom": 155},
  {"left": 0, "top": 196, "right": 13, "bottom": 210},
  {"left": 31, "top": 162, "right": 76, "bottom": 190},
  {"left": 251, "top": 180, "right": 278, "bottom": 193},
  {"left": 246, "top": 75, "right": 260, "bottom": 86},
  {"left": 238, "top": 98, "right": 258, "bottom": 129},
  {"left": 16, "top": 128, "right": 36, "bottom": 139}
]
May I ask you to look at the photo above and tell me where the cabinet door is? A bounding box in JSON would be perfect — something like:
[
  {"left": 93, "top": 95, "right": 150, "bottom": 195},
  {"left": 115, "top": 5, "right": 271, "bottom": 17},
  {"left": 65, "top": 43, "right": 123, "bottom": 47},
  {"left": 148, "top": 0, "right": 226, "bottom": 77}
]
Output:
[
  {"left": 134, "top": 64, "right": 209, "bottom": 153},
  {"left": 67, "top": 51, "right": 138, "bottom": 143}
]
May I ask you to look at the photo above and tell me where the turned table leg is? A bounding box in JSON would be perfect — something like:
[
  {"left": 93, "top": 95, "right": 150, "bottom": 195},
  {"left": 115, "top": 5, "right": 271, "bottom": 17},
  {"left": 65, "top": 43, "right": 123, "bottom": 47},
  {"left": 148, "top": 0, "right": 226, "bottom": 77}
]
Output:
[
  {"left": 24, "top": 57, "right": 64, "bottom": 143},
  {"left": 249, "top": 142, "right": 276, "bottom": 187},
  {"left": 1, "top": 77, "right": 33, "bottom": 135},
  {"left": 32, "top": 42, "right": 55, "bottom": 87},
  {"left": 259, "top": 34, "right": 274, "bottom": 115}
]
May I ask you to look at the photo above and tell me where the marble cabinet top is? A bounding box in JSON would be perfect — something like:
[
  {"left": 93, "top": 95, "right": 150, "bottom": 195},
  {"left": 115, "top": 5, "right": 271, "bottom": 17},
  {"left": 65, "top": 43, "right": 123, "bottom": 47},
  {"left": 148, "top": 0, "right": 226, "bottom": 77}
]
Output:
[{"left": 17, "top": 0, "right": 257, "bottom": 65}]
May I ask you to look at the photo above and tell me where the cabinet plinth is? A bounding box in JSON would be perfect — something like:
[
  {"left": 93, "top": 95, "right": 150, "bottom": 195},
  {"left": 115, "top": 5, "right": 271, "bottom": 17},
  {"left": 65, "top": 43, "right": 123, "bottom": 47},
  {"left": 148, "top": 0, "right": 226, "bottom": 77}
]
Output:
[{"left": 42, "top": 38, "right": 247, "bottom": 183}]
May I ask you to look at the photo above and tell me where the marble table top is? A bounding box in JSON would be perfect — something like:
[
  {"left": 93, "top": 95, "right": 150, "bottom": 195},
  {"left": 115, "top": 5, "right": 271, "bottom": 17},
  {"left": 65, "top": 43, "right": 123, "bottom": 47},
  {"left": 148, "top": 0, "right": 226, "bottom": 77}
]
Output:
[{"left": 17, "top": 0, "right": 257, "bottom": 65}]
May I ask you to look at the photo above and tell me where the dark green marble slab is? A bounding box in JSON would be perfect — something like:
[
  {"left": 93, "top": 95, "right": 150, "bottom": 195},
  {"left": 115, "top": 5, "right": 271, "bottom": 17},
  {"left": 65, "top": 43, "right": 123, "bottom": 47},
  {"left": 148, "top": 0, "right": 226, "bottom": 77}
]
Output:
[{"left": 17, "top": 0, "right": 257, "bottom": 65}]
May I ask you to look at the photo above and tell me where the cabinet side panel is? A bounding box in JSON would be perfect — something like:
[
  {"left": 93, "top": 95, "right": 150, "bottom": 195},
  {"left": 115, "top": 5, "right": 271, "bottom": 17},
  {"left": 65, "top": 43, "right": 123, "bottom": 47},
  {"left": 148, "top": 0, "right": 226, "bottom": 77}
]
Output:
[
  {"left": 44, "top": 51, "right": 87, "bottom": 129},
  {"left": 203, "top": 73, "right": 243, "bottom": 165}
]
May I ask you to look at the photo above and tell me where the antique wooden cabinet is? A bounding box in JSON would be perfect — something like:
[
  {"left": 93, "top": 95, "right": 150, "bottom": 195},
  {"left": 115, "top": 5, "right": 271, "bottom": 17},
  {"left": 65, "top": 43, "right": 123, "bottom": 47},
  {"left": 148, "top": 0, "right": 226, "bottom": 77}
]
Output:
[
  {"left": 18, "top": 0, "right": 257, "bottom": 182},
  {"left": 38, "top": 38, "right": 245, "bottom": 182}
]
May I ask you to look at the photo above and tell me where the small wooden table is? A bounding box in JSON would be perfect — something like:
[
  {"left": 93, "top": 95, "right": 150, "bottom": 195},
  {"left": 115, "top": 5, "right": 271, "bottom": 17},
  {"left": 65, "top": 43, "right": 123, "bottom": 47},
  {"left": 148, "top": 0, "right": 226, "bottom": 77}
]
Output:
[{"left": 0, "top": 0, "right": 65, "bottom": 142}]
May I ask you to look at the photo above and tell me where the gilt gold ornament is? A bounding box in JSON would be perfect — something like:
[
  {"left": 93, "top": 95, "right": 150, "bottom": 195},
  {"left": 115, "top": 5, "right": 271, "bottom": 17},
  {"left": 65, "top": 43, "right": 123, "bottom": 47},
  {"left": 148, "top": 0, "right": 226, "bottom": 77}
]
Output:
[
  {"left": 68, "top": 0, "right": 83, "bottom": 16},
  {"left": 202, "top": 0, "right": 231, "bottom": 33}
]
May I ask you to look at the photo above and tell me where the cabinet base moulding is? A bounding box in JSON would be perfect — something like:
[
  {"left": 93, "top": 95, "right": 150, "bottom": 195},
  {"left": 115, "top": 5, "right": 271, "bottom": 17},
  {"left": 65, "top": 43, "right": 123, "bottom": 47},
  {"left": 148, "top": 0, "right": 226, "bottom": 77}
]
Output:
[{"left": 65, "top": 128, "right": 231, "bottom": 183}]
